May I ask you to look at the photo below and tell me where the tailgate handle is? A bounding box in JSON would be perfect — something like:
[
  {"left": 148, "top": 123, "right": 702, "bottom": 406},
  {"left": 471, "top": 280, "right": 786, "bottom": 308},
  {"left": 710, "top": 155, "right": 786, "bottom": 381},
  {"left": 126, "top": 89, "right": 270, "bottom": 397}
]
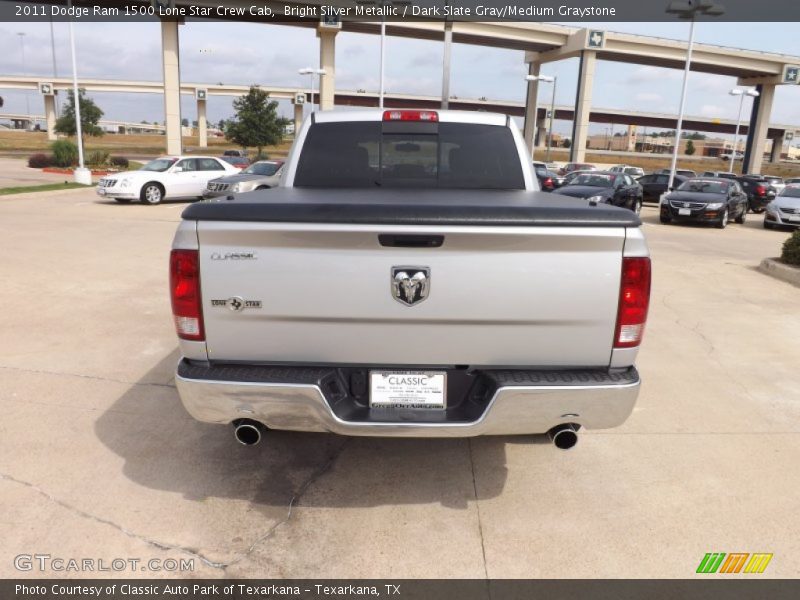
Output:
[{"left": 379, "top": 234, "right": 444, "bottom": 248}]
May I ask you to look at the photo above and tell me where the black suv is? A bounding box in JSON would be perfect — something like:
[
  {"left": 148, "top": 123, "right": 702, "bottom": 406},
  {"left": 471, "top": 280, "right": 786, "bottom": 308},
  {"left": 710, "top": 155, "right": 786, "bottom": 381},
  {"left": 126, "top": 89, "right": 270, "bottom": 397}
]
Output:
[{"left": 736, "top": 175, "right": 777, "bottom": 213}]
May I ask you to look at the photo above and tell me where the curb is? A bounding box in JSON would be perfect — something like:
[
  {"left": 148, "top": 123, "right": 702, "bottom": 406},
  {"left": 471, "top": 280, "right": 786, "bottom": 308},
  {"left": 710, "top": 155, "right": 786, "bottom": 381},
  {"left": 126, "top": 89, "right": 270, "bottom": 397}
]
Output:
[
  {"left": 42, "top": 168, "right": 115, "bottom": 176},
  {"left": 758, "top": 258, "right": 800, "bottom": 288}
]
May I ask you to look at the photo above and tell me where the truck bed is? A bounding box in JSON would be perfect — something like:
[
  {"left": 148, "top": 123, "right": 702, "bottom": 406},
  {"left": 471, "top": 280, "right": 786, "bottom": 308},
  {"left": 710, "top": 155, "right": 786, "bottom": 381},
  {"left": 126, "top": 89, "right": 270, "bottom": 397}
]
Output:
[{"left": 181, "top": 188, "right": 642, "bottom": 228}]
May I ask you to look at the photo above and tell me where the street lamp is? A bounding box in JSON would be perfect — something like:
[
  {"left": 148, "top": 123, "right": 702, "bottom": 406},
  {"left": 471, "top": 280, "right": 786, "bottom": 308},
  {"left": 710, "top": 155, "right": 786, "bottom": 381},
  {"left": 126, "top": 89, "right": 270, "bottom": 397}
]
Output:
[
  {"left": 67, "top": 0, "right": 91, "bottom": 185},
  {"left": 298, "top": 68, "right": 326, "bottom": 112},
  {"left": 17, "top": 33, "right": 30, "bottom": 120},
  {"left": 545, "top": 76, "right": 558, "bottom": 162},
  {"left": 665, "top": 0, "right": 725, "bottom": 192},
  {"left": 48, "top": 17, "right": 59, "bottom": 116},
  {"left": 729, "top": 87, "right": 759, "bottom": 174},
  {"left": 524, "top": 74, "right": 555, "bottom": 161}
]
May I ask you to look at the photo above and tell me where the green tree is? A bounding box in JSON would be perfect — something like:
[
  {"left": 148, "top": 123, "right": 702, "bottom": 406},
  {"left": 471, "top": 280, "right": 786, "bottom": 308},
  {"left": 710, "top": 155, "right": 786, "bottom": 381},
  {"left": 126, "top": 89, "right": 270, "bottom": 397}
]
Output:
[
  {"left": 54, "top": 89, "right": 104, "bottom": 138},
  {"left": 685, "top": 139, "right": 696, "bottom": 156},
  {"left": 225, "top": 86, "right": 289, "bottom": 155}
]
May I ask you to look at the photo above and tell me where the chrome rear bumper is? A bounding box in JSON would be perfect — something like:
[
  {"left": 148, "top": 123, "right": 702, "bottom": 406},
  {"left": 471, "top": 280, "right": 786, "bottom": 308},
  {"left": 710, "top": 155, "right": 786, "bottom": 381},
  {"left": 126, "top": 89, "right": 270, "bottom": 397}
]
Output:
[{"left": 175, "top": 360, "right": 640, "bottom": 437}]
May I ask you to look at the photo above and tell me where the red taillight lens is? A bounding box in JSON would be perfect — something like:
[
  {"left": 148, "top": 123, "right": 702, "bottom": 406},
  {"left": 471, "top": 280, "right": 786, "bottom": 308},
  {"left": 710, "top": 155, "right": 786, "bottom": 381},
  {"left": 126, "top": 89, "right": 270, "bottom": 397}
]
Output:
[
  {"left": 614, "top": 257, "right": 651, "bottom": 349},
  {"left": 382, "top": 110, "right": 438, "bottom": 122},
  {"left": 543, "top": 177, "right": 553, "bottom": 187},
  {"left": 170, "top": 249, "right": 204, "bottom": 341},
  {"left": 756, "top": 185, "right": 766, "bottom": 196}
]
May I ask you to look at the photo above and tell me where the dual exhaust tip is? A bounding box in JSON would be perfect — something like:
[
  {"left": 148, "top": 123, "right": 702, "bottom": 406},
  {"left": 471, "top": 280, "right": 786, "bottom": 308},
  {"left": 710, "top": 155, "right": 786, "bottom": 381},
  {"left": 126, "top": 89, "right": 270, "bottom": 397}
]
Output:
[{"left": 234, "top": 419, "right": 578, "bottom": 450}]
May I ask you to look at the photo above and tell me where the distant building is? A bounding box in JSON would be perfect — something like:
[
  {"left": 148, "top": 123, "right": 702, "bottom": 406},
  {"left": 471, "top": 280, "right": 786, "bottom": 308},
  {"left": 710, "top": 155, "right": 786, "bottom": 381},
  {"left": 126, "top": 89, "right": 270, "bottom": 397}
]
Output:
[{"left": 586, "top": 127, "right": 780, "bottom": 158}]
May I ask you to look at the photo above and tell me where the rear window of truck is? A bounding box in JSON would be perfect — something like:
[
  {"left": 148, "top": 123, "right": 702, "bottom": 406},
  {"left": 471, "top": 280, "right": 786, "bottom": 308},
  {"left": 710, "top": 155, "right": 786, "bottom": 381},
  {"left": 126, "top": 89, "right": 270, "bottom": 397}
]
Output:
[{"left": 293, "top": 121, "right": 525, "bottom": 189}]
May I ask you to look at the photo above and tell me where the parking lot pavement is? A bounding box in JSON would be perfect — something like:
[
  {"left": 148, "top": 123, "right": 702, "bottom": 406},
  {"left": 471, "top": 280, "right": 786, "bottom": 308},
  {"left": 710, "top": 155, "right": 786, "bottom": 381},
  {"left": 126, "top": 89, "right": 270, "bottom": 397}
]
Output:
[
  {"left": 0, "top": 157, "right": 77, "bottom": 188},
  {"left": 1, "top": 189, "right": 798, "bottom": 579}
]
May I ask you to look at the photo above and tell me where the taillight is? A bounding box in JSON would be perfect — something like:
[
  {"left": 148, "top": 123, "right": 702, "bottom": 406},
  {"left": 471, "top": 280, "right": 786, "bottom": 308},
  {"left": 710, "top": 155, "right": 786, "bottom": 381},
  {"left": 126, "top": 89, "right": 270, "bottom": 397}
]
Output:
[
  {"left": 756, "top": 185, "right": 766, "bottom": 197},
  {"left": 614, "top": 257, "right": 651, "bottom": 349},
  {"left": 543, "top": 177, "right": 553, "bottom": 188},
  {"left": 170, "top": 249, "right": 204, "bottom": 341},
  {"left": 382, "top": 110, "right": 438, "bottom": 122}
]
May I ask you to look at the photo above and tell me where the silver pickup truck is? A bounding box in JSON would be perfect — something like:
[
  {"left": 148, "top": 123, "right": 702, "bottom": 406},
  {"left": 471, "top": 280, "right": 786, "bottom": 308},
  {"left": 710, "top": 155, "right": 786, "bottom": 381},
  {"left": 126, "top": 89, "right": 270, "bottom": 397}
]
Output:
[{"left": 169, "top": 109, "right": 651, "bottom": 450}]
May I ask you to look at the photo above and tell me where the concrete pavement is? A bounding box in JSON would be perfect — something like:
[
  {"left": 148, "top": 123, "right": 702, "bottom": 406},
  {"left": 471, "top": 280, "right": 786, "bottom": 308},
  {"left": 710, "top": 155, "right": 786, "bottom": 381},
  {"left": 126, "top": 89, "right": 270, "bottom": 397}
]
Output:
[
  {"left": 0, "top": 189, "right": 798, "bottom": 579},
  {"left": 0, "top": 157, "right": 79, "bottom": 188}
]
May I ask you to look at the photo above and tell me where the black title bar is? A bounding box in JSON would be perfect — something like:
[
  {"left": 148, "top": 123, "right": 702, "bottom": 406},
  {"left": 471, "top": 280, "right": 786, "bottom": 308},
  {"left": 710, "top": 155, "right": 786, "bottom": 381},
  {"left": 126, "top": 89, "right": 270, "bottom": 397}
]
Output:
[{"left": 2, "top": 0, "right": 800, "bottom": 22}]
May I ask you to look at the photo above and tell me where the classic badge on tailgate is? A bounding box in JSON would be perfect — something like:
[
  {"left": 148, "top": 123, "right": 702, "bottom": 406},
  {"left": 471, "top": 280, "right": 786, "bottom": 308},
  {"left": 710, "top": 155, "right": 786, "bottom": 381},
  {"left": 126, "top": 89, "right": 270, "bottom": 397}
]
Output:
[{"left": 391, "top": 266, "right": 430, "bottom": 306}]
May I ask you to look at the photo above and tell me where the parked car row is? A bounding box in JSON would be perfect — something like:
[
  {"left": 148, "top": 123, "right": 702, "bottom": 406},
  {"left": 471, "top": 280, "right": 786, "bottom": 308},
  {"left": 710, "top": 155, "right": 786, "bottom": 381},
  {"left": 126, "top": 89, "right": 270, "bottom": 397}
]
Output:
[
  {"left": 97, "top": 156, "right": 240, "bottom": 204},
  {"left": 538, "top": 161, "right": 798, "bottom": 232},
  {"left": 97, "top": 156, "right": 282, "bottom": 205},
  {"left": 659, "top": 178, "right": 800, "bottom": 231}
]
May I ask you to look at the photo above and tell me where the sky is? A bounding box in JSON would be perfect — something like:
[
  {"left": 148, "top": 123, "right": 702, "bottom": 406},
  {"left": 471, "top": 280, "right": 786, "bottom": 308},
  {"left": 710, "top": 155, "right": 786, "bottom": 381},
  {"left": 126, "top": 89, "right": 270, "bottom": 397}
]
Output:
[{"left": 1, "top": 19, "right": 799, "bottom": 140}]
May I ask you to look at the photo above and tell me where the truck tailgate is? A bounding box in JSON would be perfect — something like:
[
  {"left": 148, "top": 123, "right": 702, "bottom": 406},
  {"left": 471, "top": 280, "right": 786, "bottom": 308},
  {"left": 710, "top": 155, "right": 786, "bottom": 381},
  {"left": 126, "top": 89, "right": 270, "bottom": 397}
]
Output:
[{"left": 197, "top": 222, "right": 624, "bottom": 367}]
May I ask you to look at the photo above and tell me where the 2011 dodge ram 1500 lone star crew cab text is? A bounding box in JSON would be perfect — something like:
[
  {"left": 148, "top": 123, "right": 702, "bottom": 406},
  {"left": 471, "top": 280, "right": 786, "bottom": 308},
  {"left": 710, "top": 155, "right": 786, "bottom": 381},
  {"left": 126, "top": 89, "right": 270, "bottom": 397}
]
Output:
[{"left": 170, "top": 109, "right": 651, "bottom": 450}]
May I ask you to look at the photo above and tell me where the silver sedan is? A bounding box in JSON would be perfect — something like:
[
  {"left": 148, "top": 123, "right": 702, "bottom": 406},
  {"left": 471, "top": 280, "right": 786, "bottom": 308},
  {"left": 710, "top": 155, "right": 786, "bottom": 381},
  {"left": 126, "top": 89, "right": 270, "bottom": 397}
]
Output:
[
  {"left": 203, "top": 160, "right": 284, "bottom": 198},
  {"left": 764, "top": 184, "right": 800, "bottom": 229}
]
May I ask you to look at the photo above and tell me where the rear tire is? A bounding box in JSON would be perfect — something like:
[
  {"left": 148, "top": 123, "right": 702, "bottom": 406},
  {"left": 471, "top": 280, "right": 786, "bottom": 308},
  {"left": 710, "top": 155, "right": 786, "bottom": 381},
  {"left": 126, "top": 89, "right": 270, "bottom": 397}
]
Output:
[
  {"left": 140, "top": 183, "right": 164, "bottom": 205},
  {"left": 716, "top": 209, "right": 728, "bottom": 229}
]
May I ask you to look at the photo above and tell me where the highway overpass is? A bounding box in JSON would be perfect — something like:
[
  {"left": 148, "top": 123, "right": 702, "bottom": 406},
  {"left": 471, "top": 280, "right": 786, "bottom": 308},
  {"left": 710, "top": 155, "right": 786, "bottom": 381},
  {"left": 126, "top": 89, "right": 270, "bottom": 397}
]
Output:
[
  {"left": 4, "top": 3, "right": 800, "bottom": 172},
  {"left": 3, "top": 76, "right": 797, "bottom": 159}
]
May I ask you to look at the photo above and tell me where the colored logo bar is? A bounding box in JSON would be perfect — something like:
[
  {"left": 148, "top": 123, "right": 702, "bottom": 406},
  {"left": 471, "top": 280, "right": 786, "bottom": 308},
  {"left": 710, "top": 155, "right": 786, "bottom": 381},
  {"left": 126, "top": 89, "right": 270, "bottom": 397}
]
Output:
[{"left": 697, "top": 553, "right": 773, "bottom": 574}]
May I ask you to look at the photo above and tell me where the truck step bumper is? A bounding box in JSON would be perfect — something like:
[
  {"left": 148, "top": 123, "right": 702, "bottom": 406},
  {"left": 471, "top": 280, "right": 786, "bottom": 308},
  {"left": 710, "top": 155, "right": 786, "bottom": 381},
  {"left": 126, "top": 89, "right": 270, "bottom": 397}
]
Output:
[{"left": 174, "top": 360, "right": 640, "bottom": 437}]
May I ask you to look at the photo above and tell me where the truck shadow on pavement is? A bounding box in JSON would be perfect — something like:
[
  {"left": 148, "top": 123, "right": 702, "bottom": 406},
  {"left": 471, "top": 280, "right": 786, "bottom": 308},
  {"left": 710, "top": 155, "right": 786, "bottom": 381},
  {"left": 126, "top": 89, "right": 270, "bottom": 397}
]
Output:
[{"left": 94, "top": 351, "right": 545, "bottom": 510}]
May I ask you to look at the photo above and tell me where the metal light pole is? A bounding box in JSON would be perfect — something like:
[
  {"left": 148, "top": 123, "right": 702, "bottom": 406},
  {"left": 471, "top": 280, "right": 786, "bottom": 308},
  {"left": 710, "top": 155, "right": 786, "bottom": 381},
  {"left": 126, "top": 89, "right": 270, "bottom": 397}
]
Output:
[
  {"left": 17, "top": 33, "right": 30, "bottom": 120},
  {"left": 524, "top": 74, "right": 554, "bottom": 161},
  {"left": 357, "top": 1, "right": 409, "bottom": 108},
  {"left": 299, "top": 68, "right": 326, "bottom": 113},
  {"left": 379, "top": 17, "right": 386, "bottom": 108},
  {"left": 546, "top": 76, "right": 557, "bottom": 162},
  {"left": 441, "top": 20, "right": 453, "bottom": 109},
  {"left": 49, "top": 17, "right": 59, "bottom": 115},
  {"left": 67, "top": 1, "right": 91, "bottom": 184},
  {"left": 729, "top": 88, "right": 758, "bottom": 174},
  {"left": 665, "top": 0, "right": 725, "bottom": 192}
]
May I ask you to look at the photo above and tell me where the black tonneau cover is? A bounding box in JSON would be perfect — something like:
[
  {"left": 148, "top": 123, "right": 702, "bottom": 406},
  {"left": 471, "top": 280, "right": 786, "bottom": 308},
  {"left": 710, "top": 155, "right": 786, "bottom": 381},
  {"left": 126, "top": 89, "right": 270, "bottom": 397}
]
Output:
[{"left": 181, "top": 188, "right": 641, "bottom": 227}]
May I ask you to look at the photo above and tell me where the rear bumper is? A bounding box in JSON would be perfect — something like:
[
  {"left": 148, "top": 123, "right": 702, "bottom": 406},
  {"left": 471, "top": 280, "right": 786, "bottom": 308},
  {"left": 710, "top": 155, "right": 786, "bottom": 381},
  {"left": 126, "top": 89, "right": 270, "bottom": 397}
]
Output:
[
  {"left": 175, "top": 360, "right": 641, "bottom": 437},
  {"left": 749, "top": 196, "right": 773, "bottom": 210}
]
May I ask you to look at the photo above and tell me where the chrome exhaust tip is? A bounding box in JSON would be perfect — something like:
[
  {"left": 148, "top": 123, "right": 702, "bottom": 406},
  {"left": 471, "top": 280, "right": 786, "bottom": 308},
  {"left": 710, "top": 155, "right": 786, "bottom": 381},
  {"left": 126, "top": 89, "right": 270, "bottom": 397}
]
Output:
[
  {"left": 548, "top": 424, "right": 579, "bottom": 450},
  {"left": 234, "top": 420, "right": 264, "bottom": 446}
]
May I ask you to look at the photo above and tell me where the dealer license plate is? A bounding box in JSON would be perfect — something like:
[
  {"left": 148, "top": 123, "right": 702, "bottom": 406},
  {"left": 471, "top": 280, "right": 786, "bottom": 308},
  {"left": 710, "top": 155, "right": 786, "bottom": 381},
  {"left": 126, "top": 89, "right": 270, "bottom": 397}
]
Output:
[
  {"left": 678, "top": 208, "right": 691, "bottom": 216},
  {"left": 369, "top": 371, "right": 446, "bottom": 410}
]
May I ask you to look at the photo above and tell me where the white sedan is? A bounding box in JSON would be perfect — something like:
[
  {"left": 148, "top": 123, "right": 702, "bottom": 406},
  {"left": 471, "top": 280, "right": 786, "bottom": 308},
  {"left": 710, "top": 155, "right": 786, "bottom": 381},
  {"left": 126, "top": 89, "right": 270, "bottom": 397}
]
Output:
[{"left": 97, "top": 156, "right": 239, "bottom": 205}]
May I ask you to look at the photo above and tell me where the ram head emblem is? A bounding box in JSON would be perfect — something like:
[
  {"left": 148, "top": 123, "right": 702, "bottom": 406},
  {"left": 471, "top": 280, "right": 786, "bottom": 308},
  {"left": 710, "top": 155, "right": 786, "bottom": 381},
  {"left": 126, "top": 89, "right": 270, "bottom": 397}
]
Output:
[{"left": 391, "top": 267, "right": 430, "bottom": 306}]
